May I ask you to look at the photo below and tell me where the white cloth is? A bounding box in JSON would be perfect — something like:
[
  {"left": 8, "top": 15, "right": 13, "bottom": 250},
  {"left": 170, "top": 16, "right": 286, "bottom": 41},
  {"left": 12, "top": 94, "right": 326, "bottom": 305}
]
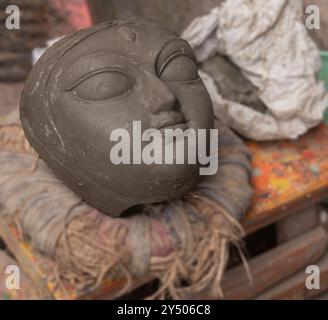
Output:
[
  {"left": 32, "top": 37, "right": 63, "bottom": 65},
  {"left": 182, "top": 0, "right": 328, "bottom": 140}
]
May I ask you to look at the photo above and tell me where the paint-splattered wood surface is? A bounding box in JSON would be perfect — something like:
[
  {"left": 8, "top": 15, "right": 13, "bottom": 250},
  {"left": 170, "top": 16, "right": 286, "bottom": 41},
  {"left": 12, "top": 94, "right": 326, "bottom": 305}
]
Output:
[
  {"left": 0, "top": 248, "right": 42, "bottom": 300},
  {"left": 244, "top": 124, "right": 328, "bottom": 234}
]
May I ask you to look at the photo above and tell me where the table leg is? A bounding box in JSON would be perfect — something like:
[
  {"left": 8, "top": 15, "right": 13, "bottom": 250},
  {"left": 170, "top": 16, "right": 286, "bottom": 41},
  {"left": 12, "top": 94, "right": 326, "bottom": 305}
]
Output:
[{"left": 276, "top": 206, "right": 318, "bottom": 244}]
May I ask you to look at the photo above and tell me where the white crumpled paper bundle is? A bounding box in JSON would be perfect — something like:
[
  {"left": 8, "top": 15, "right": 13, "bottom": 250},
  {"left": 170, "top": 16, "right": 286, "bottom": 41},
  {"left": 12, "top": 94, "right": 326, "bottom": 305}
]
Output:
[{"left": 182, "top": 0, "right": 328, "bottom": 140}]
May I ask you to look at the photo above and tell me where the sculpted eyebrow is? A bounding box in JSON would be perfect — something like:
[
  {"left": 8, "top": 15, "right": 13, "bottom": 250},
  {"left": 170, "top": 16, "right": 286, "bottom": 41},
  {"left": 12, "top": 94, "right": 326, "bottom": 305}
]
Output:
[
  {"left": 65, "top": 57, "right": 105, "bottom": 89},
  {"left": 65, "top": 55, "right": 126, "bottom": 90},
  {"left": 155, "top": 39, "right": 197, "bottom": 75}
]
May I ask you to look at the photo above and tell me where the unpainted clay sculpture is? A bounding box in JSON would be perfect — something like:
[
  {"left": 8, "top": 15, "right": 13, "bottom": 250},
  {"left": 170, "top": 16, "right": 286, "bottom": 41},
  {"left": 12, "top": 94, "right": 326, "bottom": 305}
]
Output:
[{"left": 20, "top": 18, "right": 214, "bottom": 217}]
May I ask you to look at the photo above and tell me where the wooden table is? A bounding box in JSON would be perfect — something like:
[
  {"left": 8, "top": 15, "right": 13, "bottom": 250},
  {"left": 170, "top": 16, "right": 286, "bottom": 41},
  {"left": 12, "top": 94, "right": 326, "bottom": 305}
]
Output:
[
  {"left": 216, "top": 124, "right": 328, "bottom": 300},
  {"left": 245, "top": 124, "right": 328, "bottom": 234}
]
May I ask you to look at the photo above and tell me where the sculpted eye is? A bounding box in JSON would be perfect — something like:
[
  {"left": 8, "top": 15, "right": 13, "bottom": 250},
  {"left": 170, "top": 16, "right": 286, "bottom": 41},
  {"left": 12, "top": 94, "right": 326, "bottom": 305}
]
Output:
[
  {"left": 69, "top": 70, "right": 133, "bottom": 101},
  {"left": 159, "top": 55, "right": 199, "bottom": 82}
]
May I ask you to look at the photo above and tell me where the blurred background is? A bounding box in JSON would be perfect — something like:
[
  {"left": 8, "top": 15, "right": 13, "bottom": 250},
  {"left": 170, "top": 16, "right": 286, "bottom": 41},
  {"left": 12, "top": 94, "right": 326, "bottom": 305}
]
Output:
[{"left": 1, "top": 0, "right": 328, "bottom": 83}]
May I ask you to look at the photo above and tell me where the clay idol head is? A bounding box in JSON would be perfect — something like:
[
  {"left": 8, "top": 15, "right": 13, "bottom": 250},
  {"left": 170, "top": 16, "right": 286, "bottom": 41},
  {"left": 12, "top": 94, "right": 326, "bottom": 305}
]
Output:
[{"left": 20, "top": 18, "right": 214, "bottom": 217}]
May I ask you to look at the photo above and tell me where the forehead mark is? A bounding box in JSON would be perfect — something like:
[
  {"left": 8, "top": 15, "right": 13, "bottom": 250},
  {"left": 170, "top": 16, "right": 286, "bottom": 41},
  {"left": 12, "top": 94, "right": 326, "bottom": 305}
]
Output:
[{"left": 118, "top": 27, "right": 137, "bottom": 42}]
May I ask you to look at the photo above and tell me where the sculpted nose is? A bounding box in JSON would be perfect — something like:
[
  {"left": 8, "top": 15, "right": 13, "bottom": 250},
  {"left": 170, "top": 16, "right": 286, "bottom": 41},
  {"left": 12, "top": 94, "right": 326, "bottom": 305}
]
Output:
[{"left": 150, "top": 79, "right": 178, "bottom": 114}]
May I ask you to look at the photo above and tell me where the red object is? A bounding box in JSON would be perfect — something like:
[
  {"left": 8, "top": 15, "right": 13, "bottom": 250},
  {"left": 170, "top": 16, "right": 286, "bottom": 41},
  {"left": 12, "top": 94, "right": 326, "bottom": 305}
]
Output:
[{"left": 52, "top": 0, "right": 92, "bottom": 31}]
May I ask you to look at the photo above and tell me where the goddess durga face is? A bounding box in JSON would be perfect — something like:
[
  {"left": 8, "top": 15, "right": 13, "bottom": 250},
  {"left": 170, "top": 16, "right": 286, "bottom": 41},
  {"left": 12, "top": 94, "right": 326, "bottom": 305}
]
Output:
[{"left": 21, "top": 18, "right": 214, "bottom": 217}]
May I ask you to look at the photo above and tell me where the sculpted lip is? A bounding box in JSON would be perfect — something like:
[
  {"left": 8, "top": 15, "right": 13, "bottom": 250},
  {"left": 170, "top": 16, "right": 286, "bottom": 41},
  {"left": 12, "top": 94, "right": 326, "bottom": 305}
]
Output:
[{"left": 156, "top": 114, "right": 186, "bottom": 130}]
